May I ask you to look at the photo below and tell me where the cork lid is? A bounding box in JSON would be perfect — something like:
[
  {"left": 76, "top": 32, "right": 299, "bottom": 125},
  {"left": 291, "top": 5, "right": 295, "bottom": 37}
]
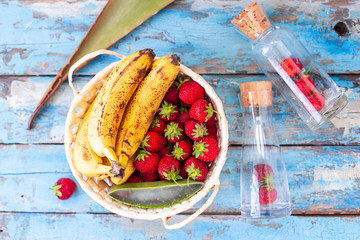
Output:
[
  {"left": 239, "top": 81, "right": 272, "bottom": 107},
  {"left": 232, "top": 1, "right": 271, "bottom": 40}
]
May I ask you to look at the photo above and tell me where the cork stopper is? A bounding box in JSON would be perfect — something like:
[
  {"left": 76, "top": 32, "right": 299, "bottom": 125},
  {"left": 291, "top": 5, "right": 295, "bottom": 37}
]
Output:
[
  {"left": 232, "top": 1, "right": 271, "bottom": 40},
  {"left": 239, "top": 81, "right": 272, "bottom": 107}
]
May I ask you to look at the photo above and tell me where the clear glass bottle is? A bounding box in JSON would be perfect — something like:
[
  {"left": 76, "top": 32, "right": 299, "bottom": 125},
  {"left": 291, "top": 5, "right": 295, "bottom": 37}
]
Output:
[
  {"left": 239, "top": 81, "right": 291, "bottom": 218},
  {"left": 232, "top": 1, "right": 348, "bottom": 130}
]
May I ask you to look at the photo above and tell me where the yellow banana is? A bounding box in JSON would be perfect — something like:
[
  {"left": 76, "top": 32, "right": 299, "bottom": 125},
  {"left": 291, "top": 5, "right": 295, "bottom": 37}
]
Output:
[
  {"left": 88, "top": 49, "right": 155, "bottom": 179},
  {"left": 115, "top": 54, "right": 181, "bottom": 168},
  {"left": 73, "top": 102, "right": 111, "bottom": 179}
]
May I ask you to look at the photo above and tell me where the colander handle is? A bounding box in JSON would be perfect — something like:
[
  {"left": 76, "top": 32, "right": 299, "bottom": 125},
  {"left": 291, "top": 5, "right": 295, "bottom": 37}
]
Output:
[
  {"left": 68, "top": 49, "right": 125, "bottom": 96},
  {"left": 162, "top": 180, "right": 220, "bottom": 230}
]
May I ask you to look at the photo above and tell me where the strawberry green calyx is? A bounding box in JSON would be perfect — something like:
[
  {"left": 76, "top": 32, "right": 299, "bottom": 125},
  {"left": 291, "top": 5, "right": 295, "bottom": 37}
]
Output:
[
  {"left": 186, "top": 163, "right": 202, "bottom": 180},
  {"left": 304, "top": 67, "right": 317, "bottom": 75},
  {"left": 52, "top": 184, "right": 63, "bottom": 197},
  {"left": 159, "top": 101, "right": 177, "bottom": 119},
  {"left": 150, "top": 117, "right": 161, "bottom": 129},
  {"left": 135, "top": 149, "right": 150, "bottom": 161},
  {"left": 174, "top": 76, "right": 190, "bottom": 89},
  {"left": 261, "top": 183, "right": 275, "bottom": 191},
  {"left": 140, "top": 135, "right": 150, "bottom": 148},
  {"left": 172, "top": 142, "right": 186, "bottom": 160},
  {"left": 192, "top": 123, "right": 208, "bottom": 139},
  {"left": 193, "top": 141, "right": 209, "bottom": 158},
  {"left": 163, "top": 166, "right": 182, "bottom": 182},
  {"left": 205, "top": 103, "right": 220, "bottom": 121},
  {"left": 261, "top": 174, "right": 274, "bottom": 184},
  {"left": 165, "top": 122, "right": 183, "bottom": 141},
  {"left": 179, "top": 104, "right": 188, "bottom": 114}
]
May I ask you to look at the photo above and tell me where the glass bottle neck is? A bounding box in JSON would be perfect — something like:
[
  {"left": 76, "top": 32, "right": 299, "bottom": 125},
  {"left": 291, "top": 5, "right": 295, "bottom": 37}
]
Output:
[
  {"left": 253, "top": 25, "right": 275, "bottom": 42},
  {"left": 243, "top": 105, "right": 273, "bottom": 126}
]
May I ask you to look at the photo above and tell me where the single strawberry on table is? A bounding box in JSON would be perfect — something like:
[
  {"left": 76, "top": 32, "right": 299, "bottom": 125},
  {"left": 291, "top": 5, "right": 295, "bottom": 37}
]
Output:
[
  {"left": 179, "top": 80, "right": 205, "bottom": 106},
  {"left": 141, "top": 131, "right": 167, "bottom": 153},
  {"left": 306, "top": 91, "right": 325, "bottom": 111},
  {"left": 164, "top": 121, "right": 185, "bottom": 143},
  {"left": 158, "top": 156, "right": 182, "bottom": 181},
  {"left": 172, "top": 140, "right": 193, "bottom": 161},
  {"left": 158, "top": 101, "right": 179, "bottom": 122},
  {"left": 280, "top": 57, "right": 303, "bottom": 78},
  {"left": 133, "top": 149, "right": 159, "bottom": 174},
  {"left": 259, "top": 183, "right": 278, "bottom": 205},
  {"left": 189, "top": 99, "right": 218, "bottom": 123},
  {"left": 253, "top": 164, "right": 273, "bottom": 184},
  {"left": 149, "top": 116, "right": 166, "bottom": 135},
  {"left": 184, "top": 157, "right": 208, "bottom": 181},
  {"left": 52, "top": 178, "right": 76, "bottom": 200},
  {"left": 185, "top": 119, "right": 208, "bottom": 141},
  {"left": 193, "top": 137, "right": 219, "bottom": 162}
]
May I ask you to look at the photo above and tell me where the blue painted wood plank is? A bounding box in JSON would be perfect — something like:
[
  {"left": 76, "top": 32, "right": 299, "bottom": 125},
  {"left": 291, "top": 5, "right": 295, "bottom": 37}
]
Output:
[
  {"left": 1, "top": 145, "right": 359, "bottom": 214},
  {"left": 0, "top": 75, "right": 358, "bottom": 144},
  {"left": 0, "top": 0, "right": 359, "bottom": 75},
  {"left": 1, "top": 213, "right": 360, "bottom": 239}
]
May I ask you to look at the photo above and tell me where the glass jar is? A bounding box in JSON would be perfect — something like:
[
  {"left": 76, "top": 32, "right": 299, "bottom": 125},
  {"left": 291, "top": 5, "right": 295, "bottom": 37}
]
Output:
[
  {"left": 239, "top": 81, "right": 291, "bottom": 218},
  {"left": 232, "top": 1, "right": 348, "bottom": 130}
]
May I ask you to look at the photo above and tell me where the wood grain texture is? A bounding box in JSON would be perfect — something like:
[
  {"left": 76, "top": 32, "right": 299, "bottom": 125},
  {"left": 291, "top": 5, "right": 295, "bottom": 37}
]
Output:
[
  {"left": 1, "top": 213, "right": 360, "bottom": 239},
  {"left": 0, "top": 0, "right": 359, "bottom": 75},
  {"left": 0, "top": 75, "right": 358, "bottom": 145},
  {"left": 1, "top": 145, "right": 359, "bottom": 214}
]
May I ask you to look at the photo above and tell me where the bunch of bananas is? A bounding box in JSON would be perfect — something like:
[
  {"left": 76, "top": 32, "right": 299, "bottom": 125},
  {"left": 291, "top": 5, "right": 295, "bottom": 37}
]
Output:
[{"left": 73, "top": 49, "right": 181, "bottom": 185}]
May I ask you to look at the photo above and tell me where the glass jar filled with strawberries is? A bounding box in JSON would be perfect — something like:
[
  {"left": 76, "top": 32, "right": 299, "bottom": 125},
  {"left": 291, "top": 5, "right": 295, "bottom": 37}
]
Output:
[{"left": 232, "top": 1, "right": 348, "bottom": 130}]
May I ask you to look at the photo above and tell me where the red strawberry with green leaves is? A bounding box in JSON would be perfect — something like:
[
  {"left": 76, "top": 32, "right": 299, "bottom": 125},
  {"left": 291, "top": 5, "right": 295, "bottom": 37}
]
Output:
[
  {"left": 259, "top": 184, "right": 277, "bottom": 205},
  {"left": 281, "top": 57, "right": 303, "bottom": 78},
  {"left": 164, "top": 121, "right": 185, "bottom": 143},
  {"left": 158, "top": 156, "right": 182, "bottom": 181},
  {"left": 134, "top": 149, "right": 159, "bottom": 174},
  {"left": 141, "top": 131, "right": 167, "bottom": 153},
  {"left": 149, "top": 116, "right": 166, "bottom": 135},
  {"left": 179, "top": 80, "right": 205, "bottom": 106},
  {"left": 164, "top": 86, "right": 180, "bottom": 105},
  {"left": 184, "top": 157, "right": 208, "bottom": 181},
  {"left": 172, "top": 140, "right": 192, "bottom": 160},
  {"left": 174, "top": 75, "right": 190, "bottom": 89},
  {"left": 126, "top": 175, "right": 143, "bottom": 183},
  {"left": 141, "top": 172, "right": 158, "bottom": 182},
  {"left": 207, "top": 125, "right": 217, "bottom": 139},
  {"left": 158, "top": 101, "right": 179, "bottom": 122},
  {"left": 185, "top": 119, "right": 208, "bottom": 141},
  {"left": 177, "top": 105, "right": 190, "bottom": 125},
  {"left": 193, "top": 137, "right": 219, "bottom": 162},
  {"left": 189, "top": 99, "right": 218, "bottom": 123},
  {"left": 306, "top": 91, "right": 325, "bottom": 111},
  {"left": 253, "top": 164, "right": 273, "bottom": 184},
  {"left": 52, "top": 178, "right": 76, "bottom": 200},
  {"left": 205, "top": 113, "right": 216, "bottom": 127}
]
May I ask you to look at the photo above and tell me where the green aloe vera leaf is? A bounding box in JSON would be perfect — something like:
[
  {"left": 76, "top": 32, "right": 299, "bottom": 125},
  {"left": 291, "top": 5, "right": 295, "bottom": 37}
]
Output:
[
  {"left": 108, "top": 180, "right": 204, "bottom": 208},
  {"left": 28, "top": 0, "right": 174, "bottom": 129}
]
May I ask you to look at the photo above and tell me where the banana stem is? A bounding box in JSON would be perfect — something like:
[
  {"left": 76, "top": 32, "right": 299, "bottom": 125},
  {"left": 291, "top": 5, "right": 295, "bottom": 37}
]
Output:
[{"left": 104, "top": 148, "right": 125, "bottom": 179}]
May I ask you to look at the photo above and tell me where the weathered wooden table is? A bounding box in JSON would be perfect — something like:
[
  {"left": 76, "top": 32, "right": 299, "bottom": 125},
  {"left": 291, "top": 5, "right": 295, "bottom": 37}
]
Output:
[{"left": 1, "top": 0, "right": 360, "bottom": 239}]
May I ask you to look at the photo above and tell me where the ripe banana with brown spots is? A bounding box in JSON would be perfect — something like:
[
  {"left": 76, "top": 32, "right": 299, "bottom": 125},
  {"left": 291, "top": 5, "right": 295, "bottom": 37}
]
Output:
[
  {"left": 88, "top": 49, "right": 155, "bottom": 179},
  {"left": 115, "top": 54, "right": 181, "bottom": 171}
]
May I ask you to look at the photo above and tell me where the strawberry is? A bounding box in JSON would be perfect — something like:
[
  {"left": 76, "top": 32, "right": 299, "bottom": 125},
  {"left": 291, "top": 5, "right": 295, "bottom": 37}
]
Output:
[
  {"left": 158, "top": 101, "right": 179, "bottom": 122},
  {"left": 280, "top": 57, "right": 303, "bottom": 78},
  {"left": 172, "top": 140, "right": 193, "bottom": 160},
  {"left": 52, "top": 178, "right": 76, "bottom": 200},
  {"left": 307, "top": 92, "right": 325, "bottom": 111},
  {"left": 193, "top": 137, "right": 219, "bottom": 162},
  {"left": 179, "top": 166, "right": 188, "bottom": 179},
  {"left": 134, "top": 149, "right": 159, "bottom": 174},
  {"left": 177, "top": 106, "right": 190, "bottom": 125},
  {"left": 158, "top": 156, "right": 182, "bottom": 181},
  {"left": 179, "top": 80, "right": 205, "bottom": 106},
  {"left": 126, "top": 175, "right": 144, "bottom": 183},
  {"left": 149, "top": 116, "right": 166, "bottom": 135},
  {"left": 185, "top": 119, "right": 208, "bottom": 141},
  {"left": 253, "top": 164, "right": 273, "bottom": 184},
  {"left": 174, "top": 75, "right": 190, "bottom": 89},
  {"left": 205, "top": 113, "right": 216, "bottom": 127},
  {"left": 184, "top": 157, "right": 208, "bottom": 181},
  {"left": 164, "top": 86, "right": 180, "bottom": 105},
  {"left": 189, "top": 99, "right": 218, "bottom": 123},
  {"left": 295, "top": 75, "right": 315, "bottom": 96},
  {"left": 259, "top": 184, "right": 278, "bottom": 205},
  {"left": 207, "top": 125, "right": 217, "bottom": 139},
  {"left": 164, "top": 121, "right": 185, "bottom": 143},
  {"left": 141, "top": 132, "right": 167, "bottom": 153},
  {"left": 141, "top": 172, "right": 158, "bottom": 182},
  {"left": 159, "top": 144, "right": 172, "bottom": 158}
]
